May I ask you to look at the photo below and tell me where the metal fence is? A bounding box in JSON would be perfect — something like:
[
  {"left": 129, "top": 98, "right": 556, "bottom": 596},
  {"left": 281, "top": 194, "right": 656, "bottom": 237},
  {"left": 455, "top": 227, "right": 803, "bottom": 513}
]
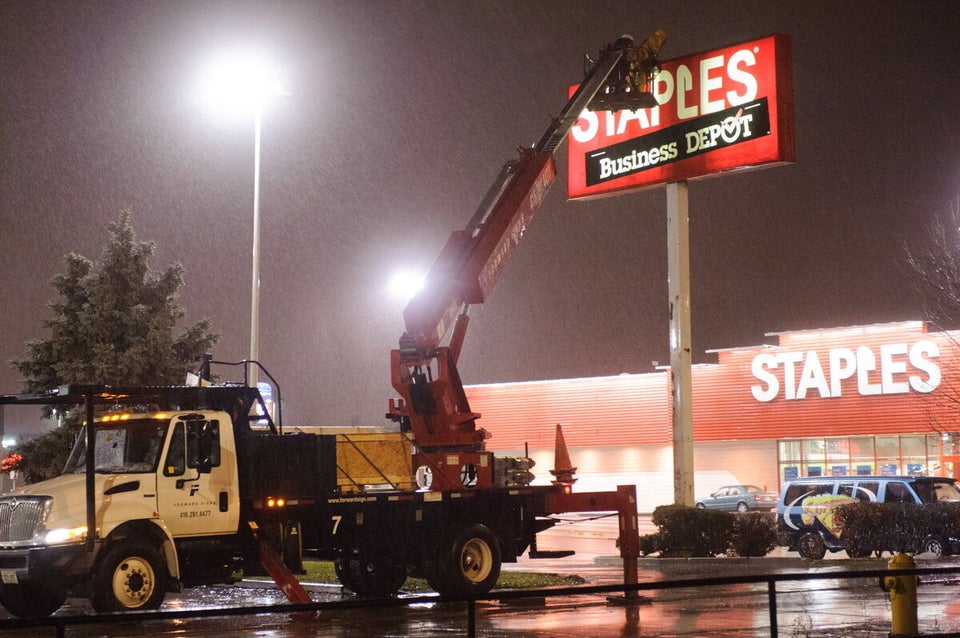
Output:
[{"left": 5, "top": 564, "right": 960, "bottom": 638}]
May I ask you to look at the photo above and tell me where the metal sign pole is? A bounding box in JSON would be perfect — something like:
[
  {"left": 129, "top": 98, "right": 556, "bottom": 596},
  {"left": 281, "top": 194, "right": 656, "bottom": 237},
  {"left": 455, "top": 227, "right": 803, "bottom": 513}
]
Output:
[
  {"left": 85, "top": 389, "right": 96, "bottom": 551},
  {"left": 667, "top": 181, "right": 694, "bottom": 506}
]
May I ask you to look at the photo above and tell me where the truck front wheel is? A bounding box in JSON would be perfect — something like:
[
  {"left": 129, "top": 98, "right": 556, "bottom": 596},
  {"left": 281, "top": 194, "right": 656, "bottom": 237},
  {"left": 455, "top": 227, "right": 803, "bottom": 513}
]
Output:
[
  {"left": 91, "top": 542, "right": 166, "bottom": 612},
  {"left": 0, "top": 583, "right": 66, "bottom": 618}
]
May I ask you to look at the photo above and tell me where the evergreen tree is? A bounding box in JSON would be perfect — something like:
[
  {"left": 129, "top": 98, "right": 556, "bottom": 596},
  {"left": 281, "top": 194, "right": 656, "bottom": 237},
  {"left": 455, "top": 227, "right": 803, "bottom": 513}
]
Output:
[
  {"left": 8, "top": 211, "right": 219, "bottom": 482},
  {"left": 13, "top": 210, "right": 219, "bottom": 390}
]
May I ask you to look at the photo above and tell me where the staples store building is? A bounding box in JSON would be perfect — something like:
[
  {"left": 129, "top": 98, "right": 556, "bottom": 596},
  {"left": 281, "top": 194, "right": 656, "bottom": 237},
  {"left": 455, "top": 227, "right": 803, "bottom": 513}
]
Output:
[{"left": 464, "top": 321, "right": 960, "bottom": 512}]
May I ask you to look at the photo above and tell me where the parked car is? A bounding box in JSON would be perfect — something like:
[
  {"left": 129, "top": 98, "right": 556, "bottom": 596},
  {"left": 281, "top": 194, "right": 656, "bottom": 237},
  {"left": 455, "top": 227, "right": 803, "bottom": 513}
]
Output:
[{"left": 695, "top": 485, "right": 778, "bottom": 512}]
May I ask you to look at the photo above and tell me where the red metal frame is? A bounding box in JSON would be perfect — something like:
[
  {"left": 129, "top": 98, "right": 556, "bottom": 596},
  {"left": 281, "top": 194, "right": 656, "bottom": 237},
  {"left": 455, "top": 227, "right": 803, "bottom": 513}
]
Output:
[{"left": 546, "top": 484, "right": 641, "bottom": 590}]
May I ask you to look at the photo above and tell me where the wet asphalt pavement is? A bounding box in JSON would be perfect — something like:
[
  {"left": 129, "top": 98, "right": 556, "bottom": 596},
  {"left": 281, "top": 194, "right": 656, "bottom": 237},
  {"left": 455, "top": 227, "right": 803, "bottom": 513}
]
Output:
[
  {"left": 4, "top": 551, "right": 960, "bottom": 637},
  {"left": 5, "top": 523, "right": 960, "bottom": 637}
]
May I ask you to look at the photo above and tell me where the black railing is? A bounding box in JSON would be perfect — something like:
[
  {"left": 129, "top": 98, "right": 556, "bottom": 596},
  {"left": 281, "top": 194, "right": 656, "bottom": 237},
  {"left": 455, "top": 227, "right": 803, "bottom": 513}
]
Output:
[{"left": 6, "top": 564, "right": 960, "bottom": 638}]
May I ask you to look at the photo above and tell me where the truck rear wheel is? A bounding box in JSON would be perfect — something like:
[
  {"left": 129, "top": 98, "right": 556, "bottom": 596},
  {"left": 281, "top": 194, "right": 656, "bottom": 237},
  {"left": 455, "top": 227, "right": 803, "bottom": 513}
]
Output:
[
  {"left": 91, "top": 542, "right": 166, "bottom": 612},
  {"left": 0, "top": 583, "right": 66, "bottom": 618},
  {"left": 335, "top": 549, "right": 406, "bottom": 597},
  {"left": 428, "top": 524, "right": 501, "bottom": 597}
]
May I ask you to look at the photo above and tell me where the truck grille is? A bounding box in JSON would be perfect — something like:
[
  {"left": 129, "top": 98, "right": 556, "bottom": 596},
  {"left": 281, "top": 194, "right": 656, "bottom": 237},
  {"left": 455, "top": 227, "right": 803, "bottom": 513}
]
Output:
[{"left": 0, "top": 497, "right": 50, "bottom": 542}]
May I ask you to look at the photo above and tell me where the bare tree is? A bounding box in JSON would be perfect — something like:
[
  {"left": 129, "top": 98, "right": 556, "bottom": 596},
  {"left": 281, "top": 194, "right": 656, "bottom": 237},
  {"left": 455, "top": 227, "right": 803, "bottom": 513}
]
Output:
[
  {"left": 904, "top": 197, "right": 960, "bottom": 456},
  {"left": 905, "top": 196, "right": 960, "bottom": 331}
]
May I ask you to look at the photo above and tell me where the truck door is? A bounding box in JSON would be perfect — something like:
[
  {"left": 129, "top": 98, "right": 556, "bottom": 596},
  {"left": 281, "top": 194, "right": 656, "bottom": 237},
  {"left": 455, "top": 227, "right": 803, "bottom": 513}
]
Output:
[{"left": 156, "top": 417, "right": 239, "bottom": 536}]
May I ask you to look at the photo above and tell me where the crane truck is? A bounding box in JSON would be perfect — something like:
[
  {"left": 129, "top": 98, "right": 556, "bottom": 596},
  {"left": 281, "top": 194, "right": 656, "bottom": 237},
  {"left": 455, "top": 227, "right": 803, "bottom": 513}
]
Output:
[{"left": 0, "top": 31, "right": 666, "bottom": 619}]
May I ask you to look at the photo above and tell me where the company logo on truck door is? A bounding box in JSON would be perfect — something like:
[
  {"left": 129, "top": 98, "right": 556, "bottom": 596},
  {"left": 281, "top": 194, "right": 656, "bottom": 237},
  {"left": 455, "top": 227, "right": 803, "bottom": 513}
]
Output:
[{"left": 751, "top": 341, "right": 941, "bottom": 402}]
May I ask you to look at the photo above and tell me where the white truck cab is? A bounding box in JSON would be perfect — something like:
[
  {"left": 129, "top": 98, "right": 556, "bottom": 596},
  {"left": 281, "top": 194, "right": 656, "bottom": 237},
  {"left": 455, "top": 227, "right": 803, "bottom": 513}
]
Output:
[{"left": 0, "top": 407, "right": 241, "bottom": 617}]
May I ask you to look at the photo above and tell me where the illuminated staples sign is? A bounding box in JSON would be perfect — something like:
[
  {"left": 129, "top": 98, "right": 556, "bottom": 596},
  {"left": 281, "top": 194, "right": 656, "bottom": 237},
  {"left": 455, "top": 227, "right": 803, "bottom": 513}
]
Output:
[
  {"left": 567, "top": 34, "right": 794, "bottom": 200},
  {"left": 750, "top": 341, "right": 942, "bottom": 403}
]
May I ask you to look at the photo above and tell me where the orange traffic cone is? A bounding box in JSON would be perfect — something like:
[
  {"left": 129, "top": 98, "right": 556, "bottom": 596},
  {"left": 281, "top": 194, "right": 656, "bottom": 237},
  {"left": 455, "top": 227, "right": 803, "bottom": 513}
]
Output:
[{"left": 550, "top": 423, "right": 578, "bottom": 486}]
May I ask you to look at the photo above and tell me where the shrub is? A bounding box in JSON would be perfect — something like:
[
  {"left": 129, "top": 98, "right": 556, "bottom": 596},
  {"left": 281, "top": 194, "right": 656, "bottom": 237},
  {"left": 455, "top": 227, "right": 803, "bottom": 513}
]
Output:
[
  {"left": 638, "top": 532, "right": 663, "bottom": 556},
  {"left": 833, "top": 501, "right": 960, "bottom": 555},
  {"left": 644, "top": 505, "right": 778, "bottom": 557},
  {"left": 728, "top": 512, "right": 778, "bottom": 557},
  {"left": 651, "top": 504, "right": 734, "bottom": 557}
]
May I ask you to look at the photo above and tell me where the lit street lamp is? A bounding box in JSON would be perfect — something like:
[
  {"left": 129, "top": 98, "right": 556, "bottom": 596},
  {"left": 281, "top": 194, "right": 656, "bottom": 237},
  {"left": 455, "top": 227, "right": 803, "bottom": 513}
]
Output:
[{"left": 198, "top": 50, "right": 285, "bottom": 387}]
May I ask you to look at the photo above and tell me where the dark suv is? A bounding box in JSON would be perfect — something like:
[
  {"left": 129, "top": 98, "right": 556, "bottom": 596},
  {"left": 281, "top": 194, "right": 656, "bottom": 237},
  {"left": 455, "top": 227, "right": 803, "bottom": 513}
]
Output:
[{"left": 777, "top": 475, "right": 960, "bottom": 559}]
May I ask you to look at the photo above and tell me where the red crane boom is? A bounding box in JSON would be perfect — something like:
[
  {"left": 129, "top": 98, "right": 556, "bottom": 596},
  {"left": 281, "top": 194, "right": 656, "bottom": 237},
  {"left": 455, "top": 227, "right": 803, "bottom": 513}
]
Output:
[{"left": 387, "top": 31, "right": 667, "bottom": 491}]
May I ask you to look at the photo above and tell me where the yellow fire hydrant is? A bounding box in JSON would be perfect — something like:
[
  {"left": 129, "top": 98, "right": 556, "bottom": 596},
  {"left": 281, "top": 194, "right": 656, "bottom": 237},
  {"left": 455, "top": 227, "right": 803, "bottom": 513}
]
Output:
[{"left": 880, "top": 552, "right": 918, "bottom": 636}]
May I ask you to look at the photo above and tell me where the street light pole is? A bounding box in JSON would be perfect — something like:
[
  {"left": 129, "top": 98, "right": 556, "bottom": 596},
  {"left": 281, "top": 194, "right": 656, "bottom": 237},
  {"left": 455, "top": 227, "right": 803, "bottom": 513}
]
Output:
[
  {"left": 249, "top": 100, "right": 263, "bottom": 388},
  {"left": 197, "top": 49, "right": 283, "bottom": 389}
]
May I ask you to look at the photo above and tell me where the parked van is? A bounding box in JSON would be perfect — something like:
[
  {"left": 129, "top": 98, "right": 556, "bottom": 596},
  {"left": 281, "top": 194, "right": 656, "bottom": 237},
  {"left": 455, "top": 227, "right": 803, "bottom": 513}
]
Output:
[{"left": 777, "top": 475, "right": 960, "bottom": 559}]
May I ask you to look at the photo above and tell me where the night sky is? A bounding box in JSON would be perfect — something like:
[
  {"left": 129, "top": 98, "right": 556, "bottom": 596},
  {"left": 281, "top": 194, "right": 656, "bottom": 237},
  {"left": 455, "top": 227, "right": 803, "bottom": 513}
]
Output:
[{"left": 1, "top": 1, "right": 958, "bottom": 435}]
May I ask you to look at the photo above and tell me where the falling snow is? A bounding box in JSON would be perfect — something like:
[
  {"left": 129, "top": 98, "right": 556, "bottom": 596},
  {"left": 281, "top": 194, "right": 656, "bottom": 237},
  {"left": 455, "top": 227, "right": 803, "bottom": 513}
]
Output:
[{"left": 1, "top": 1, "right": 958, "bottom": 434}]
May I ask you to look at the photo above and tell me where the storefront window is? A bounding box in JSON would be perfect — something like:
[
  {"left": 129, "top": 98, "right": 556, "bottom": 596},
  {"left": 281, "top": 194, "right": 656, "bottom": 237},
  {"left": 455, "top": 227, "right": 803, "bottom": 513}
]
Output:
[
  {"left": 876, "top": 436, "right": 899, "bottom": 457},
  {"left": 902, "top": 435, "right": 927, "bottom": 475},
  {"left": 941, "top": 433, "right": 960, "bottom": 477},
  {"left": 778, "top": 441, "right": 801, "bottom": 482},
  {"left": 802, "top": 439, "right": 825, "bottom": 456},
  {"left": 779, "top": 440, "right": 801, "bottom": 461},
  {"left": 902, "top": 436, "right": 925, "bottom": 457},
  {"left": 826, "top": 438, "right": 849, "bottom": 476},
  {"left": 850, "top": 437, "right": 875, "bottom": 475},
  {"left": 926, "top": 435, "right": 942, "bottom": 475},
  {"left": 943, "top": 433, "right": 960, "bottom": 457},
  {"left": 802, "top": 439, "right": 825, "bottom": 477},
  {"left": 876, "top": 436, "right": 900, "bottom": 475},
  {"left": 779, "top": 434, "right": 944, "bottom": 485}
]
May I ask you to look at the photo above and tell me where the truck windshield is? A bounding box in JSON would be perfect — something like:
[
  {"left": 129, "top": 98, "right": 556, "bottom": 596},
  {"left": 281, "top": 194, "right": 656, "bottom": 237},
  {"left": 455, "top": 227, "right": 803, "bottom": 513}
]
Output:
[{"left": 64, "top": 419, "right": 168, "bottom": 474}]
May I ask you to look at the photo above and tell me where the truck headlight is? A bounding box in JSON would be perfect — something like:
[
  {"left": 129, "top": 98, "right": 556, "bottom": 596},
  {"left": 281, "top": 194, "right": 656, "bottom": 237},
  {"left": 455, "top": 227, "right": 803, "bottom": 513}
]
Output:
[{"left": 43, "top": 525, "right": 88, "bottom": 544}]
